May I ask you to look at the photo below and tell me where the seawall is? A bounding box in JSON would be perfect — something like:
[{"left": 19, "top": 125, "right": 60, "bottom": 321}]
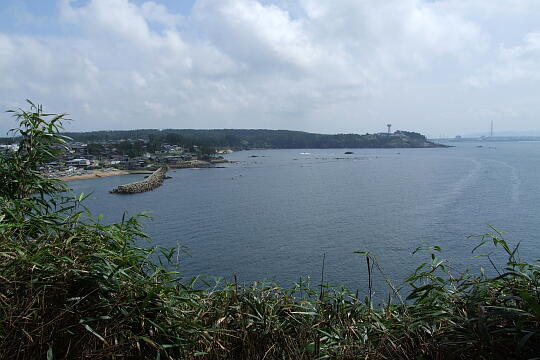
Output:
[{"left": 110, "top": 166, "right": 168, "bottom": 194}]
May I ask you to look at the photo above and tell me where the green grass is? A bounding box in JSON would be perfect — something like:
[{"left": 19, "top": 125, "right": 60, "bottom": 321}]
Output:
[{"left": 1, "top": 102, "right": 540, "bottom": 359}]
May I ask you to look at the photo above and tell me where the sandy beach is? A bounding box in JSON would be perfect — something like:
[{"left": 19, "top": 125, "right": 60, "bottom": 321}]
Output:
[
  {"left": 56, "top": 161, "right": 224, "bottom": 181},
  {"left": 58, "top": 170, "right": 130, "bottom": 181}
]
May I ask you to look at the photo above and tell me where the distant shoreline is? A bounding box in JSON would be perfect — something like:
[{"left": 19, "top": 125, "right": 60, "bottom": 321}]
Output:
[
  {"left": 58, "top": 170, "right": 132, "bottom": 181},
  {"left": 58, "top": 160, "right": 228, "bottom": 181}
]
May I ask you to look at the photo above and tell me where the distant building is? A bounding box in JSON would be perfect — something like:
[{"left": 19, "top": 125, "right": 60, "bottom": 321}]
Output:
[
  {"left": 66, "top": 158, "right": 90, "bottom": 167},
  {"left": 69, "top": 142, "right": 88, "bottom": 156},
  {"left": 377, "top": 132, "right": 400, "bottom": 137},
  {"left": 160, "top": 144, "right": 185, "bottom": 154},
  {"left": 115, "top": 159, "right": 146, "bottom": 169},
  {"left": 161, "top": 154, "right": 192, "bottom": 164},
  {"left": 0, "top": 144, "right": 19, "bottom": 153},
  {"left": 128, "top": 159, "right": 146, "bottom": 168}
]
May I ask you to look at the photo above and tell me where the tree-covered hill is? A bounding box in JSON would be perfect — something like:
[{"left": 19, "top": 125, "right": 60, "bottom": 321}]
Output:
[{"left": 57, "top": 128, "right": 443, "bottom": 149}]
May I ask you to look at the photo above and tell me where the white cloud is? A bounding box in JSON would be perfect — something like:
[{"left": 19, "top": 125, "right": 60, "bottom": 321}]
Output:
[
  {"left": 0, "top": 34, "right": 99, "bottom": 98},
  {"left": 466, "top": 32, "right": 540, "bottom": 87},
  {"left": 0, "top": 0, "right": 539, "bottom": 135},
  {"left": 140, "top": 1, "right": 185, "bottom": 29},
  {"left": 194, "top": 0, "right": 322, "bottom": 70}
]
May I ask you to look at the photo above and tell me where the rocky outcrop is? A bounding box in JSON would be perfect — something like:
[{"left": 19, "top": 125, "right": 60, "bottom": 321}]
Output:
[{"left": 111, "top": 167, "right": 168, "bottom": 194}]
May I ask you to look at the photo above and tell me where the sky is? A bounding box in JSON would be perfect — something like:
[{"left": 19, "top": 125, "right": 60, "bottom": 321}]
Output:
[{"left": 0, "top": 0, "right": 539, "bottom": 137}]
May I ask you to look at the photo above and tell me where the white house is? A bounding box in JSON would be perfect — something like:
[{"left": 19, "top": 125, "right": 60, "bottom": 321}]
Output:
[{"left": 66, "top": 158, "right": 91, "bottom": 167}]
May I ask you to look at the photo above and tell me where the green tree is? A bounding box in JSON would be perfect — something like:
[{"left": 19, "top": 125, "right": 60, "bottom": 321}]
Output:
[
  {"left": 87, "top": 143, "right": 105, "bottom": 156},
  {"left": 0, "top": 100, "right": 69, "bottom": 201}
]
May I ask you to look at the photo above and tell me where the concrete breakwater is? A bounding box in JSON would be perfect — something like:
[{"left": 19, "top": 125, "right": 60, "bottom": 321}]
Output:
[{"left": 110, "top": 166, "right": 168, "bottom": 194}]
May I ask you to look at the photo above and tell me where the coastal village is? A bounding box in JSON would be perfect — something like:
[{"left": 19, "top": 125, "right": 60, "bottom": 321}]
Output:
[
  {"left": 0, "top": 139, "right": 230, "bottom": 181},
  {"left": 0, "top": 128, "right": 443, "bottom": 181}
]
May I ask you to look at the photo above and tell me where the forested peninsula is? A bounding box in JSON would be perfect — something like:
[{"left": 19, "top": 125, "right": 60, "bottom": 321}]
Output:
[{"left": 59, "top": 128, "right": 444, "bottom": 149}]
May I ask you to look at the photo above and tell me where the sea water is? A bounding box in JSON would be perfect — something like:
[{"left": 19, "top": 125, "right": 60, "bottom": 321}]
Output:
[{"left": 67, "top": 142, "right": 540, "bottom": 298}]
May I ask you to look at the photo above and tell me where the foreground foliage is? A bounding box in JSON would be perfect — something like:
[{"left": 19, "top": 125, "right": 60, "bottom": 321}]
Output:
[{"left": 1, "top": 103, "right": 539, "bottom": 359}]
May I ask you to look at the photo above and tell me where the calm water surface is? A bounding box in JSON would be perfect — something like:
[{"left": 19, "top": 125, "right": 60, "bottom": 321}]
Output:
[{"left": 68, "top": 142, "right": 540, "bottom": 297}]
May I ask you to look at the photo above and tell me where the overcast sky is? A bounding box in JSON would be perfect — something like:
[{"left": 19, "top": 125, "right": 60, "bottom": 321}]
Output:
[{"left": 1, "top": 0, "right": 539, "bottom": 136}]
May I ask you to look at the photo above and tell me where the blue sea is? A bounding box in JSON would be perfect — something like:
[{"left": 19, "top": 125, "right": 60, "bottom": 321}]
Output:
[{"left": 68, "top": 142, "right": 540, "bottom": 298}]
